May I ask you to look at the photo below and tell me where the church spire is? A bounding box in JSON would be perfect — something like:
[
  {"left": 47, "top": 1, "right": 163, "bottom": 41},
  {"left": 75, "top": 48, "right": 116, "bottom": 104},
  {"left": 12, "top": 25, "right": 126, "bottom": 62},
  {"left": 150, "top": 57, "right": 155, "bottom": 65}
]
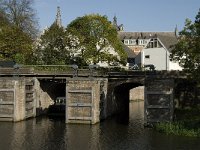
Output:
[
  {"left": 113, "top": 15, "right": 118, "bottom": 27},
  {"left": 112, "top": 15, "right": 124, "bottom": 31},
  {"left": 55, "top": 6, "right": 62, "bottom": 27}
]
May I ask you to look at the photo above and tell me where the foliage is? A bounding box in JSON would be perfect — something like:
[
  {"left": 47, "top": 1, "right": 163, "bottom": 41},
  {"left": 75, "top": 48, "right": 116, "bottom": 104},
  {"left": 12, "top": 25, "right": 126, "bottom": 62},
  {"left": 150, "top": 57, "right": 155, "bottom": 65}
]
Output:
[
  {"left": 64, "top": 31, "right": 87, "bottom": 67},
  {"left": 0, "top": 0, "right": 37, "bottom": 64},
  {"left": 33, "top": 23, "right": 73, "bottom": 65},
  {"left": 0, "top": 8, "right": 9, "bottom": 26},
  {"left": 0, "top": 21, "right": 32, "bottom": 64},
  {"left": 155, "top": 122, "right": 200, "bottom": 137},
  {"left": 0, "top": 0, "right": 39, "bottom": 39},
  {"left": 170, "top": 9, "right": 200, "bottom": 81},
  {"left": 154, "top": 106, "right": 200, "bottom": 137},
  {"left": 174, "top": 79, "right": 200, "bottom": 108},
  {"left": 33, "top": 23, "right": 81, "bottom": 65},
  {"left": 67, "top": 14, "right": 127, "bottom": 65}
]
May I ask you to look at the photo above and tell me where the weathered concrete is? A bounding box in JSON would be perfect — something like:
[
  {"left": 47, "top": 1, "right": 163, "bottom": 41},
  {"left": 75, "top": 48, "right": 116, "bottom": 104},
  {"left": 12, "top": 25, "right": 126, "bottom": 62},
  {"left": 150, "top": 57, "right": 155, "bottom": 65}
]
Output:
[
  {"left": 0, "top": 77, "right": 56, "bottom": 122},
  {"left": 144, "top": 78, "right": 174, "bottom": 125},
  {"left": 0, "top": 77, "right": 36, "bottom": 122},
  {"left": 130, "top": 86, "right": 144, "bottom": 101},
  {"left": 0, "top": 78, "right": 15, "bottom": 121},
  {"left": 34, "top": 79, "right": 54, "bottom": 116},
  {"left": 66, "top": 78, "right": 107, "bottom": 124}
]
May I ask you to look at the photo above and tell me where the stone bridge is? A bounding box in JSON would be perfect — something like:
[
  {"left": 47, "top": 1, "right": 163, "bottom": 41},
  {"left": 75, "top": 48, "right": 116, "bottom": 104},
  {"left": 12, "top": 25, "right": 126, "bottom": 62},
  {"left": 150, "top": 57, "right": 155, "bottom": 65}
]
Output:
[{"left": 0, "top": 67, "right": 184, "bottom": 125}]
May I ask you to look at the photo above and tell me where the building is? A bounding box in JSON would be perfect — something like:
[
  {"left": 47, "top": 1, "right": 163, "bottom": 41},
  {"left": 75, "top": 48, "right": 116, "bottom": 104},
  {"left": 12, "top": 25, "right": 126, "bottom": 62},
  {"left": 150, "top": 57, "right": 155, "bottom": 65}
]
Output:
[{"left": 114, "top": 17, "right": 182, "bottom": 70}]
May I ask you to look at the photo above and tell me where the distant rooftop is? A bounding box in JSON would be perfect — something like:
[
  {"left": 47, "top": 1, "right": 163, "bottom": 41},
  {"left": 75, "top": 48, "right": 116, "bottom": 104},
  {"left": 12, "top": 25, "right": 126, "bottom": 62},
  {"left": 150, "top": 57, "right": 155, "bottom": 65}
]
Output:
[{"left": 118, "top": 31, "right": 178, "bottom": 50}]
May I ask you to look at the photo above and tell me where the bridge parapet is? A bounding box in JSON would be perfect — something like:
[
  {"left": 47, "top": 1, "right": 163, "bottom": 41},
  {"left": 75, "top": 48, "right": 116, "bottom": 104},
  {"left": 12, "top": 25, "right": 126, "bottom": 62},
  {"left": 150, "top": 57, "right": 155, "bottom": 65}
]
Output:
[
  {"left": 0, "top": 65, "right": 187, "bottom": 79},
  {"left": 0, "top": 68, "right": 34, "bottom": 76}
]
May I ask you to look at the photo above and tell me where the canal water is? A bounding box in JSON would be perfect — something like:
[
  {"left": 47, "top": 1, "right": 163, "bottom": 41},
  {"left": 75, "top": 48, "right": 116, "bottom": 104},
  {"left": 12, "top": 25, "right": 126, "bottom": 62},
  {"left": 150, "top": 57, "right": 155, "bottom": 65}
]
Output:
[{"left": 0, "top": 101, "right": 200, "bottom": 150}]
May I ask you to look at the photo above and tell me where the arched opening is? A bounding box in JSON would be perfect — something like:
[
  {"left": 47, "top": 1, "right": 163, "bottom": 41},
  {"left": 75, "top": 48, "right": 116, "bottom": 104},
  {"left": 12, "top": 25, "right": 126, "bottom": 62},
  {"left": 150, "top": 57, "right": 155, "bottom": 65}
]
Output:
[
  {"left": 113, "top": 82, "right": 144, "bottom": 124},
  {"left": 38, "top": 79, "right": 66, "bottom": 117}
]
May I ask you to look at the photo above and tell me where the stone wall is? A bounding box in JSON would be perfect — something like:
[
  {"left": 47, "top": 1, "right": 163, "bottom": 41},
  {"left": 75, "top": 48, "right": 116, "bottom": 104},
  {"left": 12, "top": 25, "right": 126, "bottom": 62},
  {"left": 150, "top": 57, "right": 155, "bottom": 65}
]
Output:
[
  {"left": 66, "top": 78, "right": 107, "bottom": 124},
  {"left": 14, "top": 78, "right": 26, "bottom": 121},
  {"left": 0, "top": 77, "right": 34, "bottom": 122},
  {"left": 34, "top": 79, "right": 54, "bottom": 115},
  {"left": 0, "top": 78, "right": 16, "bottom": 121},
  {"left": 130, "top": 86, "right": 144, "bottom": 101},
  {"left": 0, "top": 77, "right": 55, "bottom": 122},
  {"left": 144, "top": 78, "right": 174, "bottom": 125}
]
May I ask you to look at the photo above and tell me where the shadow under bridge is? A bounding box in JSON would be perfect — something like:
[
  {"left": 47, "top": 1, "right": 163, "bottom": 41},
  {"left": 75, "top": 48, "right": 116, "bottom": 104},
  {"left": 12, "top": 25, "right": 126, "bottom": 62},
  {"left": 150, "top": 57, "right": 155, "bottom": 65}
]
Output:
[
  {"left": 38, "top": 78, "right": 66, "bottom": 115},
  {"left": 108, "top": 78, "right": 144, "bottom": 123}
]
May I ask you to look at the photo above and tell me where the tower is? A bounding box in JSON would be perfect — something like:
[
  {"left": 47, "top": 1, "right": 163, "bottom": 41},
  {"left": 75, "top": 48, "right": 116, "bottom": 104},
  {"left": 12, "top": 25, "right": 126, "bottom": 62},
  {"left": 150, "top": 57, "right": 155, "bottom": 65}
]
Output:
[
  {"left": 112, "top": 15, "right": 124, "bottom": 31},
  {"left": 113, "top": 15, "right": 117, "bottom": 26},
  {"left": 55, "top": 6, "right": 62, "bottom": 27}
]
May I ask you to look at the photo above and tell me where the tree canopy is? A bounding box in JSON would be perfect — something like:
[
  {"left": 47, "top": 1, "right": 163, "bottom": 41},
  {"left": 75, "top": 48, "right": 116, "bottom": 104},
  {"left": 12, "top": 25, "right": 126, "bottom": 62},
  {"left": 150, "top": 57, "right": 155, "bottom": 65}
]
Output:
[
  {"left": 0, "top": 24, "right": 32, "bottom": 63},
  {"left": 33, "top": 23, "right": 72, "bottom": 65},
  {"left": 67, "top": 14, "right": 127, "bottom": 65},
  {"left": 0, "top": 0, "right": 39, "bottom": 39},
  {"left": 170, "top": 9, "right": 200, "bottom": 81},
  {"left": 0, "top": 8, "right": 9, "bottom": 26},
  {"left": 0, "top": 0, "right": 36, "bottom": 64}
]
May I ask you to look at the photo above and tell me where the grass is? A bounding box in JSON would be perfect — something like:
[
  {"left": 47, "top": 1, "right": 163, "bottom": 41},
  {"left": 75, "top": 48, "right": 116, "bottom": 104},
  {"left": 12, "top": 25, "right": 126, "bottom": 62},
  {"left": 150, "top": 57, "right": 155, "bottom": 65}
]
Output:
[{"left": 154, "top": 106, "right": 200, "bottom": 137}]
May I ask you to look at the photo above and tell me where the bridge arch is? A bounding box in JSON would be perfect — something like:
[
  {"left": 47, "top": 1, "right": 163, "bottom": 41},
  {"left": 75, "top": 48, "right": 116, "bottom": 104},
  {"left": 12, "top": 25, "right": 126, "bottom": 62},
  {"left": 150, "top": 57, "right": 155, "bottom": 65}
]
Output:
[
  {"left": 106, "top": 78, "right": 144, "bottom": 123},
  {"left": 39, "top": 79, "right": 66, "bottom": 101}
]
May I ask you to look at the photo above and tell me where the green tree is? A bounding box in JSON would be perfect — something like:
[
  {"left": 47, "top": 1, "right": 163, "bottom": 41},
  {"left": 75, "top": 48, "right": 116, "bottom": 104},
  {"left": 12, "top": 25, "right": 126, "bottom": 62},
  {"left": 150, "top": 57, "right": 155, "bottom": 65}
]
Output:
[
  {"left": 170, "top": 9, "right": 200, "bottom": 81},
  {"left": 67, "top": 14, "right": 127, "bottom": 65},
  {"left": 0, "top": 25, "right": 32, "bottom": 63},
  {"left": 0, "top": 8, "right": 9, "bottom": 26},
  {"left": 0, "top": 0, "right": 39, "bottom": 39},
  {"left": 33, "top": 23, "right": 71, "bottom": 65},
  {"left": 0, "top": 0, "right": 37, "bottom": 64}
]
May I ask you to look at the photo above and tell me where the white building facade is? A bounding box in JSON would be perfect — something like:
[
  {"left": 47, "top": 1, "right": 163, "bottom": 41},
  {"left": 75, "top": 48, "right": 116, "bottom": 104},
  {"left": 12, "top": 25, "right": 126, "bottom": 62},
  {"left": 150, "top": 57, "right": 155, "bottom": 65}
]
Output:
[{"left": 118, "top": 31, "right": 182, "bottom": 71}]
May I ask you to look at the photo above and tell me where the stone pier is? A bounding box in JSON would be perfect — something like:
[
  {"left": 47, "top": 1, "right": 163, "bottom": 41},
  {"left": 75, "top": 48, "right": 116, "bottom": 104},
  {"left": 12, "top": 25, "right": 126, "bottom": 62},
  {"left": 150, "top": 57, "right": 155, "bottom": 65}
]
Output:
[
  {"left": 144, "top": 78, "right": 174, "bottom": 125},
  {"left": 66, "top": 78, "right": 108, "bottom": 124},
  {"left": 0, "top": 77, "right": 36, "bottom": 121},
  {"left": 0, "top": 77, "right": 55, "bottom": 122}
]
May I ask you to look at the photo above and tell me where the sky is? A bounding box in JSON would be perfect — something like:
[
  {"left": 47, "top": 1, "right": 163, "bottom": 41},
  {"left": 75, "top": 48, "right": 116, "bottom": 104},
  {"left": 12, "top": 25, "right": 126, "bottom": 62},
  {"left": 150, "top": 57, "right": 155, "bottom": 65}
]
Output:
[{"left": 34, "top": 0, "right": 200, "bottom": 32}]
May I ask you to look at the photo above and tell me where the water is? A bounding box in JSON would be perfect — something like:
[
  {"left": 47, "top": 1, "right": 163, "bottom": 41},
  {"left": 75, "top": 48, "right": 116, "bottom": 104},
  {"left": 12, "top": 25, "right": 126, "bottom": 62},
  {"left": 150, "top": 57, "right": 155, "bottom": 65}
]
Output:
[{"left": 0, "top": 101, "right": 200, "bottom": 150}]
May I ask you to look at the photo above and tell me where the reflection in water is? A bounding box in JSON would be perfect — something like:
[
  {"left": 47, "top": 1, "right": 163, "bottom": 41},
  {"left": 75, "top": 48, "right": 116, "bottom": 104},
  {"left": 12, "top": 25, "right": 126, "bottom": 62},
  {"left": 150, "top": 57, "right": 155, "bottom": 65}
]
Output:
[{"left": 0, "top": 101, "right": 200, "bottom": 150}]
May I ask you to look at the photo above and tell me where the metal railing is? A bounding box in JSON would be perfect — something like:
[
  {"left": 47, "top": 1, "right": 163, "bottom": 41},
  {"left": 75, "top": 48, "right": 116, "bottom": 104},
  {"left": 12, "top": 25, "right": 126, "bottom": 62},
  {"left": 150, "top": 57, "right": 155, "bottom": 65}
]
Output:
[{"left": 0, "top": 64, "right": 185, "bottom": 78}]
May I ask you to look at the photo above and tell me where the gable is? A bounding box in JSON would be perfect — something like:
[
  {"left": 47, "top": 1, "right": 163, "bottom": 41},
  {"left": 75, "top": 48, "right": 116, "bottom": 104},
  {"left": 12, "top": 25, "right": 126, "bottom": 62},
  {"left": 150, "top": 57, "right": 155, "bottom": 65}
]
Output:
[{"left": 146, "top": 38, "right": 163, "bottom": 49}]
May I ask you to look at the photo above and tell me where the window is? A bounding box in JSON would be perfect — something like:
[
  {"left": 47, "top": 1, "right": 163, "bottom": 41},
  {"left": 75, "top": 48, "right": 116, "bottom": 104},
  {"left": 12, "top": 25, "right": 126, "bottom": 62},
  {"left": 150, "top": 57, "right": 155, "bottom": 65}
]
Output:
[
  {"left": 124, "top": 39, "right": 129, "bottom": 45},
  {"left": 129, "top": 39, "right": 136, "bottom": 45},
  {"left": 139, "top": 40, "right": 143, "bottom": 45},
  {"left": 145, "top": 55, "right": 150, "bottom": 59},
  {"left": 146, "top": 38, "right": 162, "bottom": 48},
  {"left": 154, "top": 39, "right": 158, "bottom": 47}
]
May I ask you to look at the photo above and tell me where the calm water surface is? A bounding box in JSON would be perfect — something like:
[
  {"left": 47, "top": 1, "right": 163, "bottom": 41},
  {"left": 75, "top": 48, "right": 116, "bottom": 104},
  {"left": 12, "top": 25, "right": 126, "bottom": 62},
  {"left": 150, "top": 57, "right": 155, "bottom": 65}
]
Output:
[{"left": 0, "top": 101, "right": 200, "bottom": 150}]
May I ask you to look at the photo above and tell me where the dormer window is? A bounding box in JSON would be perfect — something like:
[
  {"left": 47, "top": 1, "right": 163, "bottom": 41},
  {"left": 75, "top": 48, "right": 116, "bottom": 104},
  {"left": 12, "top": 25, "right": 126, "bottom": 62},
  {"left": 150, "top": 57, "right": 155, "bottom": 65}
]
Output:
[
  {"left": 129, "top": 39, "right": 136, "bottom": 45},
  {"left": 124, "top": 39, "right": 129, "bottom": 45},
  {"left": 139, "top": 39, "right": 143, "bottom": 45}
]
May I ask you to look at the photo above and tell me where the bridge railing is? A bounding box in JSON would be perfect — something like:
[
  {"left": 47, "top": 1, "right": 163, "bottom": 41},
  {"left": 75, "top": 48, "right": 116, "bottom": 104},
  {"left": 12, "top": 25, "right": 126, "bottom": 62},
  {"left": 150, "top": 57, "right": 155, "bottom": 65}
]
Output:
[
  {"left": 0, "top": 67, "right": 34, "bottom": 75},
  {"left": 22, "top": 65, "right": 130, "bottom": 76},
  {"left": 0, "top": 64, "right": 186, "bottom": 78}
]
